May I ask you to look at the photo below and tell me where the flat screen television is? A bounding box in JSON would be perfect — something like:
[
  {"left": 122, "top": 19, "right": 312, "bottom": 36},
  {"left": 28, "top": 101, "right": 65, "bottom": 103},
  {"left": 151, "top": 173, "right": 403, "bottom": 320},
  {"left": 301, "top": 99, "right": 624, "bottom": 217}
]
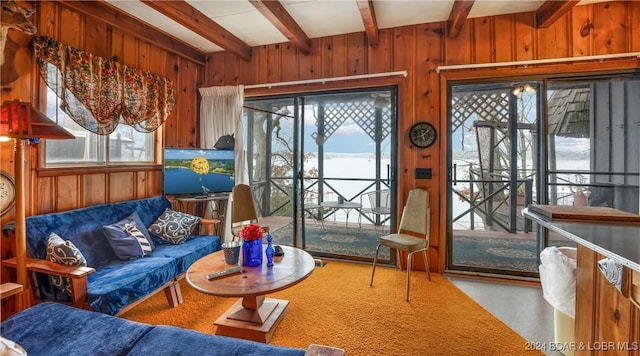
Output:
[{"left": 163, "top": 148, "right": 235, "bottom": 196}]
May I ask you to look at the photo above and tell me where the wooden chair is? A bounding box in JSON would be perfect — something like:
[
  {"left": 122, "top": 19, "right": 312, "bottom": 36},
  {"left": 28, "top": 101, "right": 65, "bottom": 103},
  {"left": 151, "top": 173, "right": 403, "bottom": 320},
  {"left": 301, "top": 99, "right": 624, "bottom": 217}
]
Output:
[{"left": 370, "top": 188, "right": 430, "bottom": 301}]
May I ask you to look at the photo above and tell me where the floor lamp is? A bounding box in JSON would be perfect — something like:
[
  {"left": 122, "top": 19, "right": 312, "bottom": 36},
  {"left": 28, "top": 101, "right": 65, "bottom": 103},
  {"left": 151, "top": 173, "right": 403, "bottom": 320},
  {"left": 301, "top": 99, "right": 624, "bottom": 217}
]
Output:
[{"left": 0, "top": 99, "right": 74, "bottom": 310}]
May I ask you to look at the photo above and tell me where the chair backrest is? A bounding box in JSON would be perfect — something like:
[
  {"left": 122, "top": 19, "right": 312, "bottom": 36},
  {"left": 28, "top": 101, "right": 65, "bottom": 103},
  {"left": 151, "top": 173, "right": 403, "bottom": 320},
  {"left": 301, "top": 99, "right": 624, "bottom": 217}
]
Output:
[
  {"left": 364, "top": 189, "right": 391, "bottom": 213},
  {"left": 398, "top": 188, "right": 429, "bottom": 237},
  {"left": 231, "top": 184, "right": 259, "bottom": 225}
]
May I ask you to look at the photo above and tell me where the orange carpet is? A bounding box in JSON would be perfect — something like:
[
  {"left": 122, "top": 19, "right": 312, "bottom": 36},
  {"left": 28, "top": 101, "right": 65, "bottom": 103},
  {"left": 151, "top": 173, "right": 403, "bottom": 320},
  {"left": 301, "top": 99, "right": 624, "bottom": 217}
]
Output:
[{"left": 122, "top": 261, "right": 541, "bottom": 355}]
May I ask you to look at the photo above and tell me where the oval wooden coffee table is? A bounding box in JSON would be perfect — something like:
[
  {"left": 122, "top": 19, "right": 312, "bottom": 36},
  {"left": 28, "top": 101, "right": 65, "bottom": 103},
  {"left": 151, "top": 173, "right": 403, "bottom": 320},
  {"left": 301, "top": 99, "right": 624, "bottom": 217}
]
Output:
[{"left": 186, "top": 245, "right": 315, "bottom": 343}]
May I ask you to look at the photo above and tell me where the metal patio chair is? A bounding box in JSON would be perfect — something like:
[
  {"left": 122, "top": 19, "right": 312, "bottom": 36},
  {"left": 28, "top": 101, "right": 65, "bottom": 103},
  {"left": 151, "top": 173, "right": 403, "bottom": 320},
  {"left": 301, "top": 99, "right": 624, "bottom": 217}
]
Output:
[{"left": 359, "top": 189, "right": 391, "bottom": 232}]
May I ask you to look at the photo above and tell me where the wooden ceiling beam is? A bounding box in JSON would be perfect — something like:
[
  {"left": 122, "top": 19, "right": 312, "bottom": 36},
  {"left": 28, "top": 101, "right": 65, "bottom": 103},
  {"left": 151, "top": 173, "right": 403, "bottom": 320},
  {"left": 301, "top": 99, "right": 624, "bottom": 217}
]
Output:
[
  {"left": 536, "top": 0, "right": 579, "bottom": 28},
  {"left": 356, "top": 0, "right": 379, "bottom": 46},
  {"left": 447, "top": 0, "right": 475, "bottom": 38},
  {"left": 249, "top": 0, "right": 311, "bottom": 55},
  {"left": 60, "top": 0, "right": 206, "bottom": 65},
  {"left": 141, "top": 0, "right": 252, "bottom": 61}
]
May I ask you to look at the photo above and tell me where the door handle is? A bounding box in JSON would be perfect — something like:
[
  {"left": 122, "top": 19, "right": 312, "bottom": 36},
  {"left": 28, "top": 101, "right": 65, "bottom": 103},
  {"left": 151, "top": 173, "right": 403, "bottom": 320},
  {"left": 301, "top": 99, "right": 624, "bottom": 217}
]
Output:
[{"left": 453, "top": 164, "right": 457, "bottom": 186}]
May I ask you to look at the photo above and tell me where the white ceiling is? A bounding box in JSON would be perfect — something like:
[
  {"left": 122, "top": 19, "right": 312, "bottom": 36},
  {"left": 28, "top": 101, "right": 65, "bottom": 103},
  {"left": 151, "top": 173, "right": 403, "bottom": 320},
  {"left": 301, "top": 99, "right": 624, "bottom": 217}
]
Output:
[{"left": 105, "top": 0, "right": 608, "bottom": 54}]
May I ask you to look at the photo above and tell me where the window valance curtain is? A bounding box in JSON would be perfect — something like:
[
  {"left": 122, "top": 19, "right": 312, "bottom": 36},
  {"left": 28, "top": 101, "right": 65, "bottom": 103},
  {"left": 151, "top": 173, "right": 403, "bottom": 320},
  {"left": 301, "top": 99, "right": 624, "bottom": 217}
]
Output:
[{"left": 33, "top": 36, "right": 175, "bottom": 135}]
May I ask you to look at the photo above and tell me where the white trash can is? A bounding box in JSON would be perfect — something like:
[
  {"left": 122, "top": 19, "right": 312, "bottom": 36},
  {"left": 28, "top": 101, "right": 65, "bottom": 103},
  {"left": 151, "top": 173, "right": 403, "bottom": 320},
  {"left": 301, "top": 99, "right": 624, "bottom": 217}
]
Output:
[{"left": 539, "top": 246, "right": 577, "bottom": 356}]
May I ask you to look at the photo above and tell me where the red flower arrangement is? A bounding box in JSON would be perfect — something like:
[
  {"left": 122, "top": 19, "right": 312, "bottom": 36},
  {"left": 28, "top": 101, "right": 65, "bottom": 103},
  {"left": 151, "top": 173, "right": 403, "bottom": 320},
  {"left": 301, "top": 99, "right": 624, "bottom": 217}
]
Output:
[{"left": 240, "top": 224, "right": 263, "bottom": 241}]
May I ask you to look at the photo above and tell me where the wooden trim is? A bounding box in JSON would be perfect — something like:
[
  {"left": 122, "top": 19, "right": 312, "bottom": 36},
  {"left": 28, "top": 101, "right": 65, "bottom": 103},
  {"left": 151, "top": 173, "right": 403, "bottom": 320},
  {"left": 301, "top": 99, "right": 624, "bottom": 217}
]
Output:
[
  {"left": 0, "top": 283, "right": 23, "bottom": 300},
  {"left": 2, "top": 257, "right": 95, "bottom": 278},
  {"left": 356, "top": 0, "right": 379, "bottom": 46},
  {"left": 249, "top": 0, "right": 310, "bottom": 55},
  {"left": 304, "top": 344, "right": 345, "bottom": 356},
  {"left": 141, "top": 0, "right": 251, "bottom": 61},
  {"left": 245, "top": 76, "right": 405, "bottom": 98},
  {"left": 36, "top": 164, "right": 162, "bottom": 177},
  {"left": 438, "top": 72, "right": 448, "bottom": 274},
  {"left": 536, "top": 0, "right": 580, "bottom": 28},
  {"left": 447, "top": 1, "right": 475, "bottom": 38},
  {"left": 437, "top": 58, "right": 639, "bottom": 81},
  {"left": 58, "top": 0, "right": 206, "bottom": 65},
  {"left": 114, "top": 276, "right": 185, "bottom": 316}
]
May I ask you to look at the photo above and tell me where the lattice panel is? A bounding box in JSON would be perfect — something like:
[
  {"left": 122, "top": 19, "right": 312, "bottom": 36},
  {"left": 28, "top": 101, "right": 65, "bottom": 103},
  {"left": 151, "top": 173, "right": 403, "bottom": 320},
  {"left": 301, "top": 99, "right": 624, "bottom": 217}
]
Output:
[
  {"left": 311, "top": 100, "right": 391, "bottom": 143},
  {"left": 451, "top": 90, "right": 510, "bottom": 131}
]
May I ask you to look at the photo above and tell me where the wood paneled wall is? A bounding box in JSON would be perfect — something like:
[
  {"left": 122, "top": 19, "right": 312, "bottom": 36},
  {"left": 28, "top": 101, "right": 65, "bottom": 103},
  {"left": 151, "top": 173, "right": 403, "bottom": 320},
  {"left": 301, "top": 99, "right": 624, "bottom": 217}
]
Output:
[
  {"left": 203, "top": 1, "right": 639, "bottom": 272},
  {"left": 0, "top": 1, "right": 204, "bottom": 230},
  {"left": 0, "top": 1, "right": 639, "bottom": 275}
]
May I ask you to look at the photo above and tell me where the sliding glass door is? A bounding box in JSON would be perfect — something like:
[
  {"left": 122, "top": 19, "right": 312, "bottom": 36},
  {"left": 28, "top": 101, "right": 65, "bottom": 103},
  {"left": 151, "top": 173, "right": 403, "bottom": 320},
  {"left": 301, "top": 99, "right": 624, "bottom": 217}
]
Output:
[
  {"left": 243, "top": 87, "right": 398, "bottom": 263},
  {"left": 447, "top": 74, "right": 640, "bottom": 278},
  {"left": 447, "top": 82, "right": 541, "bottom": 277}
]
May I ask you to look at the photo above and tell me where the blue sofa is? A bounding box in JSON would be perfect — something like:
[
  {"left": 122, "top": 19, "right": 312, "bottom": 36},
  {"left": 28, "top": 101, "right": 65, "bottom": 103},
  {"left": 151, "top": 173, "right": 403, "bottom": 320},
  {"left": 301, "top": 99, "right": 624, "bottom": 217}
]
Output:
[
  {"left": 2, "top": 196, "right": 220, "bottom": 316},
  {"left": 1, "top": 302, "right": 311, "bottom": 356}
]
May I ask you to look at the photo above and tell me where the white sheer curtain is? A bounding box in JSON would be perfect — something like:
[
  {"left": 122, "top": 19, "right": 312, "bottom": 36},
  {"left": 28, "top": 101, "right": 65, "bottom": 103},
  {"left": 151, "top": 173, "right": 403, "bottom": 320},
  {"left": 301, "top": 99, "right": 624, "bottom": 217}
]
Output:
[{"left": 199, "top": 85, "right": 248, "bottom": 243}]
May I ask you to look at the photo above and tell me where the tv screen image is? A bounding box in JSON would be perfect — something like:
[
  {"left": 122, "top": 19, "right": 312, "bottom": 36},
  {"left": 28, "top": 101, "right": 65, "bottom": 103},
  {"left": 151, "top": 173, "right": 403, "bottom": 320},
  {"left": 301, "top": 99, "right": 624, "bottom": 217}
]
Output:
[{"left": 163, "top": 148, "right": 235, "bottom": 196}]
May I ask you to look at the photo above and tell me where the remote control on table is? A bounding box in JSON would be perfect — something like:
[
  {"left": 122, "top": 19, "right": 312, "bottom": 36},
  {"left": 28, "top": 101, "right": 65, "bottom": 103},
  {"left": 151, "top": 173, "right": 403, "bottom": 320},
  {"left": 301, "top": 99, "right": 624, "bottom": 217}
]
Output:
[{"left": 206, "top": 265, "right": 242, "bottom": 280}]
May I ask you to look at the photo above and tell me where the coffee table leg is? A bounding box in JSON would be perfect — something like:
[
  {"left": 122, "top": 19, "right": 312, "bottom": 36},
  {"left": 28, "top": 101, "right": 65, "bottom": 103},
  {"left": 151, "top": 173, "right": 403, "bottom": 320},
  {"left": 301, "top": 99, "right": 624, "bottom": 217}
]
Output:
[
  {"left": 215, "top": 297, "right": 290, "bottom": 343},
  {"left": 226, "top": 295, "right": 278, "bottom": 324},
  {"left": 242, "top": 295, "right": 264, "bottom": 309}
]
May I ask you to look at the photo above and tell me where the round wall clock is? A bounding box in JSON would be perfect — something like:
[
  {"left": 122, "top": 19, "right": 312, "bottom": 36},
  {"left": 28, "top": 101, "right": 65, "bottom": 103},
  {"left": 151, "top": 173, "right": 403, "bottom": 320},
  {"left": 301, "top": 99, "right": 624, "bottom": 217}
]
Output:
[
  {"left": 409, "top": 122, "right": 437, "bottom": 149},
  {"left": 0, "top": 170, "right": 16, "bottom": 216}
]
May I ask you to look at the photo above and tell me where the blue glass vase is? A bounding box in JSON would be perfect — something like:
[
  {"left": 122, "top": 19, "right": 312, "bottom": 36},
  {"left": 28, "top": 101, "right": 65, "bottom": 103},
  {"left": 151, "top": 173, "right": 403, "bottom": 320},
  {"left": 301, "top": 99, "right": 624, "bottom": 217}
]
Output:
[
  {"left": 265, "top": 233, "right": 274, "bottom": 267},
  {"left": 242, "top": 237, "right": 263, "bottom": 267}
]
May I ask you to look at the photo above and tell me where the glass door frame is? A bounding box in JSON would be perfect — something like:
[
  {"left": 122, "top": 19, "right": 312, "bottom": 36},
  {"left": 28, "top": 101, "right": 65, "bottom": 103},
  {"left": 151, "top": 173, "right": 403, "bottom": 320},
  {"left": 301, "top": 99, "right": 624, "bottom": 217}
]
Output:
[
  {"left": 445, "top": 79, "right": 544, "bottom": 278},
  {"left": 244, "top": 86, "right": 399, "bottom": 263}
]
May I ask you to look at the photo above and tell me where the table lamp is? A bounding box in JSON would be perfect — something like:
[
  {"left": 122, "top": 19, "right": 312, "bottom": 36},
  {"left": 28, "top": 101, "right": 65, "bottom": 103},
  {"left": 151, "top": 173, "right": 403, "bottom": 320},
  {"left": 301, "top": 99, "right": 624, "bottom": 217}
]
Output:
[{"left": 0, "top": 99, "right": 74, "bottom": 310}]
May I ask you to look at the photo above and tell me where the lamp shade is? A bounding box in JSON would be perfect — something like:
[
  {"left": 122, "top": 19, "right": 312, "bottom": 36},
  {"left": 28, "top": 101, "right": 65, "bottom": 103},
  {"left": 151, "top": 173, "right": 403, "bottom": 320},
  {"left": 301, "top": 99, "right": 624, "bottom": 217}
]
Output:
[{"left": 1, "top": 100, "right": 74, "bottom": 139}]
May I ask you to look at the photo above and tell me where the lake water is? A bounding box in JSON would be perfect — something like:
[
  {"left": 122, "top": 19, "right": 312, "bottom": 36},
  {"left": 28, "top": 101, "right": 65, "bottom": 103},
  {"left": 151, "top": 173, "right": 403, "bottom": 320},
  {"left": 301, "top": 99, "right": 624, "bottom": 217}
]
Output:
[{"left": 165, "top": 167, "right": 235, "bottom": 195}]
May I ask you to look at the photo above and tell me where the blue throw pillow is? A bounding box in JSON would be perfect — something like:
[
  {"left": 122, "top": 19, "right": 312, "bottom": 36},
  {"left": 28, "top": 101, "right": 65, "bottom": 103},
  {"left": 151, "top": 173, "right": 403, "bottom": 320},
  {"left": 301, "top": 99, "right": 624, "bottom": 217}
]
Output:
[
  {"left": 46, "top": 232, "right": 87, "bottom": 296},
  {"left": 103, "top": 211, "right": 156, "bottom": 260},
  {"left": 148, "top": 208, "right": 200, "bottom": 244}
]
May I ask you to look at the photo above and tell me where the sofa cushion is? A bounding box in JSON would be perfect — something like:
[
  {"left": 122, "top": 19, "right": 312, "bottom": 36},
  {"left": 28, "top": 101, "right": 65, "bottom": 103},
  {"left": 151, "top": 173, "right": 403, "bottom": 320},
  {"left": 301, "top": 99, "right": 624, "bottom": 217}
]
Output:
[
  {"left": 46, "top": 232, "right": 87, "bottom": 295},
  {"left": 1, "top": 303, "right": 307, "bottom": 356},
  {"left": 103, "top": 211, "right": 156, "bottom": 260},
  {"left": 88, "top": 234, "right": 219, "bottom": 315},
  {"left": 128, "top": 325, "right": 305, "bottom": 356},
  {"left": 151, "top": 235, "right": 220, "bottom": 274},
  {"left": 148, "top": 208, "right": 200, "bottom": 244},
  {"left": 0, "top": 303, "right": 152, "bottom": 356},
  {"left": 111, "top": 196, "right": 171, "bottom": 228},
  {"left": 87, "top": 256, "right": 179, "bottom": 315}
]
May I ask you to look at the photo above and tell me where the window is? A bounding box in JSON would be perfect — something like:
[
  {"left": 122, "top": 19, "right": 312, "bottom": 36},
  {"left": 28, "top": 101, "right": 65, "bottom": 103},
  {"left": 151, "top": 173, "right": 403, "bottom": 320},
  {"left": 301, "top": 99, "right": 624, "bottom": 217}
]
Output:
[
  {"left": 44, "top": 86, "right": 155, "bottom": 165},
  {"left": 547, "top": 76, "right": 640, "bottom": 213}
]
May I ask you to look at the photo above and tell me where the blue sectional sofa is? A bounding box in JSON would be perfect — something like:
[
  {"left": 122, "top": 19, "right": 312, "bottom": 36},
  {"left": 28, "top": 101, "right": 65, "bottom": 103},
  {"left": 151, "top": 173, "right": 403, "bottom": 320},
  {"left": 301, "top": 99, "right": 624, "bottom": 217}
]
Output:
[
  {"left": 1, "top": 196, "right": 220, "bottom": 316},
  {"left": 1, "top": 302, "right": 313, "bottom": 356}
]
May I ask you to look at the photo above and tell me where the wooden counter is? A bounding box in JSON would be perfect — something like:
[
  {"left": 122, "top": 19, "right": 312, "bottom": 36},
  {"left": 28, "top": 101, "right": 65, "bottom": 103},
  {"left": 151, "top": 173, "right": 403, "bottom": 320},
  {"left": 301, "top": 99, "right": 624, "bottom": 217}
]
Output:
[
  {"left": 524, "top": 206, "right": 640, "bottom": 355},
  {"left": 524, "top": 205, "right": 640, "bottom": 272}
]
